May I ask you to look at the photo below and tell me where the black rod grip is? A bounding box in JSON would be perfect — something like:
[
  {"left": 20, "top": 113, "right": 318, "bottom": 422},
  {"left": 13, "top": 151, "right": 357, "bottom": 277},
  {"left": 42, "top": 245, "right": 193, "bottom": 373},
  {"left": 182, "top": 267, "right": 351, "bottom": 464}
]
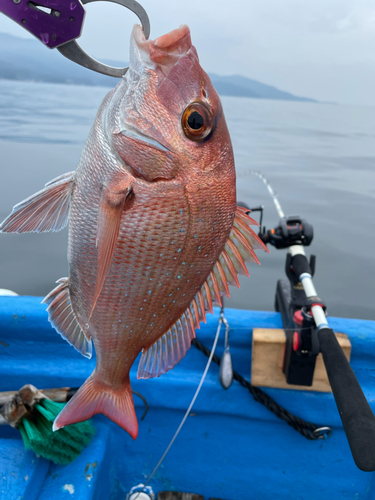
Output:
[{"left": 318, "top": 328, "right": 375, "bottom": 471}]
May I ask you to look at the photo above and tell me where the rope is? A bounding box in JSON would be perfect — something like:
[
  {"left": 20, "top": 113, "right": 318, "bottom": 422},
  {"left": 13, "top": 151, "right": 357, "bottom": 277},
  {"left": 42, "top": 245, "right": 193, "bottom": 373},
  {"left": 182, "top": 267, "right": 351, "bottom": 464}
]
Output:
[{"left": 191, "top": 338, "right": 322, "bottom": 440}]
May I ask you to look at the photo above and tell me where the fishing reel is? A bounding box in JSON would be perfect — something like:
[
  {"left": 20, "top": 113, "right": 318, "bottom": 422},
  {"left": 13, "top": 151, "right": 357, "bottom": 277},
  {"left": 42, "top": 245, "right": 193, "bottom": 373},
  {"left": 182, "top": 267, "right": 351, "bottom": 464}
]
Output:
[
  {"left": 243, "top": 203, "right": 319, "bottom": 386},
  {"left": 259, "top": 215, "right": 314, "bottom": 249},
  {"left": 240, "top": 204, "right": 313, "bottom": 249}
]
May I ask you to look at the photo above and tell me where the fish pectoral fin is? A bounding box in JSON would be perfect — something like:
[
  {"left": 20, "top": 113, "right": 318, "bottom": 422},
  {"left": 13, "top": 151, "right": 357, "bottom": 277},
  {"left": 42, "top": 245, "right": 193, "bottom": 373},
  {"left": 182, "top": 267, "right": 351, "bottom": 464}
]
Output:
[
  {"left": 42, "top": 277, "right": 92, "bottom": 359},
  {"left": 0, "top": 172, "right": 74, "bottom": 233},
  {"left": 89, "top": 180, "right": 133, "bottom": 318}
]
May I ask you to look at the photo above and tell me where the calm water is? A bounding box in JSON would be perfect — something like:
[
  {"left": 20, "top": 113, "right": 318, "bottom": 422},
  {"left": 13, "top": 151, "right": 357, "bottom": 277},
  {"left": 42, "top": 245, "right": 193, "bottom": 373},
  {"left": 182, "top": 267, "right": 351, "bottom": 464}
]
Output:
[{"left": 0, "top": 80, "right": 374, "bottom": 320}]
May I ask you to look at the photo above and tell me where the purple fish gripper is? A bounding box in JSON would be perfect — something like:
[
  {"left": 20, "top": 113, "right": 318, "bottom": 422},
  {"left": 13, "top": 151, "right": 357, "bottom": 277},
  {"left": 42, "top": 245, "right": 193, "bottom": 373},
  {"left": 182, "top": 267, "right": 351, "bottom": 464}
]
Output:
[{"left": 0, "top": 0, "right": 85, "bottom": 49}]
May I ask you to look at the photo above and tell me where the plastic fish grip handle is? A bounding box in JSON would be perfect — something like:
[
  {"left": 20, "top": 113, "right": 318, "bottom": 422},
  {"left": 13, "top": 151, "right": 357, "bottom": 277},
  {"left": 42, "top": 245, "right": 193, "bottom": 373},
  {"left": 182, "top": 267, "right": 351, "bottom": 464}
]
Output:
[
  {"left": 318, "top": 327, "right": 375, "bottom": 472},
  {"left": 0, "top": 0, "right": 150, "bottom": 76}
]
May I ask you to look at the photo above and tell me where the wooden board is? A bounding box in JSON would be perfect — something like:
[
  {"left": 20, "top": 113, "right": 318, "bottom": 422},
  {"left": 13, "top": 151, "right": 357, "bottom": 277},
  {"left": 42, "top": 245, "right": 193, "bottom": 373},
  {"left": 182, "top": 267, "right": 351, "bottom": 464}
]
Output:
[{"left": 251, "top": 328, "right": 351, "bottom": 392}]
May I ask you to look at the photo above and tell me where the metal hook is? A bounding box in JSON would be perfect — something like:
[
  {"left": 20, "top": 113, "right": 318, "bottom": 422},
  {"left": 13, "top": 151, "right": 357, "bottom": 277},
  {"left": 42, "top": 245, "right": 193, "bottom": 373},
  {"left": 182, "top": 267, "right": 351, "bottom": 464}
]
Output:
[{"left": 58, "top": 0, "right": 150, "bottom": 77}]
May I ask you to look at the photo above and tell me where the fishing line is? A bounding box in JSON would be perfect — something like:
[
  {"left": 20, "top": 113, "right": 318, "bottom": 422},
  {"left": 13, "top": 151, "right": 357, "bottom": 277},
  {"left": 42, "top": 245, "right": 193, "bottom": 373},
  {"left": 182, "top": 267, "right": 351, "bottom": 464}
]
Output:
[
  {"left": 249, "top": 171, "right": 285, "bottom": 218},
  {"left": 134, "top": 315, "right": 224, "bottom": 498}
]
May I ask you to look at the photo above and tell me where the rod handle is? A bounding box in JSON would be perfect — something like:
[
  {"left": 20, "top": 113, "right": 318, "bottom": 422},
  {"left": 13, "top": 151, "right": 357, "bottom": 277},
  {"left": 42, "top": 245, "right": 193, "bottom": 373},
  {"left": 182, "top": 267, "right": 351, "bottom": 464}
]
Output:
[{"left": 318, "top": 328, "right": 375, "bottom": 471}]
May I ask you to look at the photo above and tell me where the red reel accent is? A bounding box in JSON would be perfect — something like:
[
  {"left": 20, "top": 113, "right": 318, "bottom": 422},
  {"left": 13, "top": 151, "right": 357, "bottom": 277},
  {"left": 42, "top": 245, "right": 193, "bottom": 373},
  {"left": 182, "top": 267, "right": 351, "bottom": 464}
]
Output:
[{"left": 293, "top": 332, "right": 300, "bottom": 352}]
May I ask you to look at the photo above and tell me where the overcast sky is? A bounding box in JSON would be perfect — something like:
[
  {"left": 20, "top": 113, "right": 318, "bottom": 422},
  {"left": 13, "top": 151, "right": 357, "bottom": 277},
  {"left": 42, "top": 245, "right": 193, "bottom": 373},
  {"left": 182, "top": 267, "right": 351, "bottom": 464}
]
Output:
[{"left": 1, "top": 0, "right": 375, "bottom": 105}]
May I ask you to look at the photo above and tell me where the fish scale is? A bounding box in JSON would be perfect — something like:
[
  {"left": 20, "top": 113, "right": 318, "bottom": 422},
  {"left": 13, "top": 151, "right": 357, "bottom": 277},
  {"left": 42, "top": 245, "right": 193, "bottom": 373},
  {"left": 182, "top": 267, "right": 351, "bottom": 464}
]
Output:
[{"left": 0, "top": 24, "right": 269, "bottom": 438}]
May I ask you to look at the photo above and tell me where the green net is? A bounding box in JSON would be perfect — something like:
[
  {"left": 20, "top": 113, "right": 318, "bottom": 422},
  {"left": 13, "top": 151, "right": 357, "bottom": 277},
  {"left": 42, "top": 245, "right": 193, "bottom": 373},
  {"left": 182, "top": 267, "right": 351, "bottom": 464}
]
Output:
[{"left": 18, "top": 399, "right": 96, "bottom": 465}]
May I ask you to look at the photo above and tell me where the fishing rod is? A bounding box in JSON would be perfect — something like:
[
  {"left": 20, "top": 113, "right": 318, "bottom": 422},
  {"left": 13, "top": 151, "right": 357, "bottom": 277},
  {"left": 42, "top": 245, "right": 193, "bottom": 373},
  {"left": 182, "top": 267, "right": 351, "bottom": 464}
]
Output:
[{"left": 249, "top": 171, "right": 375, "bottom": 472}]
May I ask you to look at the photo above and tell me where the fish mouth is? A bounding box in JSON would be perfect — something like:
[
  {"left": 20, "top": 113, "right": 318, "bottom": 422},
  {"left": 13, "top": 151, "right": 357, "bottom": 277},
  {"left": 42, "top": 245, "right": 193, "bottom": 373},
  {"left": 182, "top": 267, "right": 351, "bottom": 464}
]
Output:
[
  {"left": 131, "top": 24, "right": 192, "bottom": 73},
  {"left": 120, "top": 121, "right": 171, "bottom": 153}
]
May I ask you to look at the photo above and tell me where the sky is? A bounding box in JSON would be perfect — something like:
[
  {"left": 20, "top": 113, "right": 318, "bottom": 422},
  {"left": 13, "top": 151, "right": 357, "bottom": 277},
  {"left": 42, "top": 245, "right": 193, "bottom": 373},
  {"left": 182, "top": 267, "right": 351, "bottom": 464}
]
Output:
[{"left": 1, "top": 0, "right": 375, "bottom": 105}]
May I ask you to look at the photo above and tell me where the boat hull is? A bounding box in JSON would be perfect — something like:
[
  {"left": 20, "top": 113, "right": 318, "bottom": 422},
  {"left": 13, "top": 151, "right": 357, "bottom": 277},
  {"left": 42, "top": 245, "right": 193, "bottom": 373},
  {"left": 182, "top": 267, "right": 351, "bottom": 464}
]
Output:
[{"left": 1, "top": 296, "right": 375, "bottom": 500}]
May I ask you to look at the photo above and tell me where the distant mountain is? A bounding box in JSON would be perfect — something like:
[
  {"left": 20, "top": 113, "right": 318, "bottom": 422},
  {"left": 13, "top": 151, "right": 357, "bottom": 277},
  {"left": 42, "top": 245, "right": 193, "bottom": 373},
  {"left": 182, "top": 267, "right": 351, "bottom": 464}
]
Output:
[
  {"left": 209, "top": 74, "right": 316, "bottom": 102},
  {"left": 0, "top": 33, "right": 317, "bottom": 102},
  {"left": 0, "top": 32, "right": 116, "bottom": 86}
]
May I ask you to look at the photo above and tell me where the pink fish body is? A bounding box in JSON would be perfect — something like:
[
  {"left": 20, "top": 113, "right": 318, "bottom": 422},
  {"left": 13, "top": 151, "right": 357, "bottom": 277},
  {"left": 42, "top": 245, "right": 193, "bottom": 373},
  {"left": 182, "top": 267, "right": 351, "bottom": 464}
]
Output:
[{"left": 0, "top": 25, "right": 268, "bottom": 438}]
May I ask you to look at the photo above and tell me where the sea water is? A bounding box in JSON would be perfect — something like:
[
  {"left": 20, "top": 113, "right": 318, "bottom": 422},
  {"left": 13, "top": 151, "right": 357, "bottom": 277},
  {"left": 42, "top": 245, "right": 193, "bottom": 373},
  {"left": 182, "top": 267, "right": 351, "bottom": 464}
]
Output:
[{"left": 0, "top": 80, "right": 374, "bottom": 320}]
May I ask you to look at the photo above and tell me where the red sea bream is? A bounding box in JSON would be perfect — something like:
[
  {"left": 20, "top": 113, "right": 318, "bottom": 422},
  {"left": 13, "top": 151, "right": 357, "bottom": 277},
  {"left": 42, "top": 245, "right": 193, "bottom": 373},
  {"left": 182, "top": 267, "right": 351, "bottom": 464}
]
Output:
[{"left": 0, "top": 24, "right": 268, "bottom": 438}]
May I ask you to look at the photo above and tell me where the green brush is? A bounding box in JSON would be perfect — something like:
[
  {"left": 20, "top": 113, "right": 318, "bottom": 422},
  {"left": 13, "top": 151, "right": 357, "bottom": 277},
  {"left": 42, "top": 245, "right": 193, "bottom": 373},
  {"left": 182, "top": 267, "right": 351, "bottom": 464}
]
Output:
[
  {"left": 0, "top": 385, "right": 95, "bottom": 465},
  {"left": 18, "top": 398, "right": 95, "bottom": 464},
  {"left": 0, "top": 384, "right": 148, "bottom": 464}
]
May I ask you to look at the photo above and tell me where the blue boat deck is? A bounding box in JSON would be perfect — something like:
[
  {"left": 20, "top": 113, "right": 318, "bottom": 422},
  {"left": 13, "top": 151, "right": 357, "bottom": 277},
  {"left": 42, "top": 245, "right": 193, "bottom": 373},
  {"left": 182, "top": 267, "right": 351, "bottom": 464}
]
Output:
[{"left": 1, "top": 296, "right": 375, "bottom": 500}]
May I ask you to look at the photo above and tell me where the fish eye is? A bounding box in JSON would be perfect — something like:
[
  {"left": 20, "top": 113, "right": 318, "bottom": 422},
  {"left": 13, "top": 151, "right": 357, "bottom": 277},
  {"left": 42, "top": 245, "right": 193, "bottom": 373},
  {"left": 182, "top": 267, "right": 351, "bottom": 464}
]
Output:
[{"left": 182, "top": 102, "right": 213, "bottom": 142}]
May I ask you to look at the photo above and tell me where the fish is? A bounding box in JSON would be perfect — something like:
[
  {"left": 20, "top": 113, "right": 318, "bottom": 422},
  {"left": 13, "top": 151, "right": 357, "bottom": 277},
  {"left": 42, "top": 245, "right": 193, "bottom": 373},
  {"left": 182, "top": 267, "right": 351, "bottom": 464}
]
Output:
[{"left": 0, "top": 24, "right": 268, "bottom": 439}]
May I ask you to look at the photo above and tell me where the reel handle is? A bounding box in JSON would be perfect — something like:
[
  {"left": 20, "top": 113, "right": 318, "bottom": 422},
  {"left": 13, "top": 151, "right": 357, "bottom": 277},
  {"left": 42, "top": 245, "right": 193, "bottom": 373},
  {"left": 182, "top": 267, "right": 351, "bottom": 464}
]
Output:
[{"left": 318, "top": 327, "right": 375, "bottom": 472}]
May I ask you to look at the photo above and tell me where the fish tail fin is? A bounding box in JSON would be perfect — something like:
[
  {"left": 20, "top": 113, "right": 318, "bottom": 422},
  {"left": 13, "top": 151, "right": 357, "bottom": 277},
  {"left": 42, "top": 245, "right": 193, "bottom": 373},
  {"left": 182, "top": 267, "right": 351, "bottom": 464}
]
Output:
[{"left": 53, "top": 374, "right": 138, "bottom": 439}]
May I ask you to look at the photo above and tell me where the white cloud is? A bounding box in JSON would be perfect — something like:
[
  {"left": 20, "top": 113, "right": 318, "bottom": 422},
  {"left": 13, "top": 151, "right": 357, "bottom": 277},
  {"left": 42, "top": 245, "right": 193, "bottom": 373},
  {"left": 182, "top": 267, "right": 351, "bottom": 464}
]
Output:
[{"left": 1, "top": 0, "right": 375, "bottom": 104}]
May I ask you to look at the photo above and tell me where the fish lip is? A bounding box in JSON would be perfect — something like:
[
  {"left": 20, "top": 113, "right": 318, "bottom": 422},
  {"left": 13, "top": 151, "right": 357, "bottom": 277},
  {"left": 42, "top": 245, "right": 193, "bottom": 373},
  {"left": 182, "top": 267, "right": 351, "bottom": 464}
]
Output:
[{"left": 120, "top": 121, "right": 171, "bottom": 153}]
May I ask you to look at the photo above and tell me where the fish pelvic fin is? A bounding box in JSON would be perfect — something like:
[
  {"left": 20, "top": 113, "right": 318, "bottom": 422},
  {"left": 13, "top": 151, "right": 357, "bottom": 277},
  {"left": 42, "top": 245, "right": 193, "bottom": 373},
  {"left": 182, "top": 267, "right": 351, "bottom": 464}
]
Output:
[
  {"left": 0, "top": 172, "right": 74, "bottom": 233},
  {"left": 42, "top": 277, "right": 92, "bottom": 358},
  {"left": 88, "top": 181, "right": 133, "bottom": 320},
  {"left": 53, "top": 374, "right": 138, "bottom": 439},
  {"left": 137, "top": 206, "right": 269, "bottom": 379}
]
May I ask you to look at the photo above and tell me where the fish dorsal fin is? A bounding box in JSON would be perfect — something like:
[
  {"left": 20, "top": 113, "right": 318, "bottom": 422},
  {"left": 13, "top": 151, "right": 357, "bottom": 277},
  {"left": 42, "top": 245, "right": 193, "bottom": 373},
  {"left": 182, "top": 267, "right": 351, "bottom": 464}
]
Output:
[
  {"left": 42, "top": 278, "right": 92, "bottom": 359},
  {"left": 137, "top": 207, "right": 268, "bottom": 379},
  {"left": 0, "top": 172, "right": 74, "bottom": 233},
  {"left": 137, "top": 308, "right": 196, "bottom": 379}
]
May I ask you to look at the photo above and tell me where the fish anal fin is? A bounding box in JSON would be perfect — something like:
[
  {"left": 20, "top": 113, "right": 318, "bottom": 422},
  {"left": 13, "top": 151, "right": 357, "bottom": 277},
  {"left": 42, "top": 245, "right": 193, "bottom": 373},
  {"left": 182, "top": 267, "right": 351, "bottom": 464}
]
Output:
[
  {"left": 53, "top": 374, "right": 138, "bottom": 439},
  {"left": 0, "top": 172, "right": 74, "bottom": 233},
  {"left": 42, "top": 277, "right": 92, "bottom": 358},
  {"left": 89, "top": 180, "right": 133, "bottom": 318}
]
